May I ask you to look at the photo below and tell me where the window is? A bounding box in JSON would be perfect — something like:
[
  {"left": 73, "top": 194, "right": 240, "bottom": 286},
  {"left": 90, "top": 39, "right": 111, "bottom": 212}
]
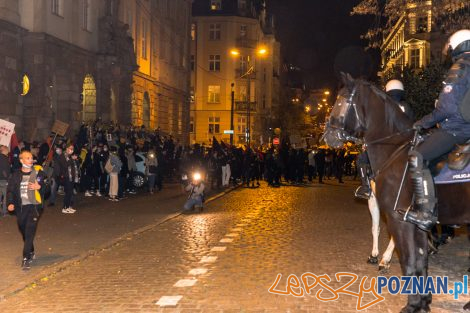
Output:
[
  {"left": 240, "top": 55, "right": 248, "bottom": 74},
  {"left": 191, "top": 23, "right": 196, "bottom": 41},
  {"left": 190, "top": 116, "right": 194, "bottom": 133},
  {"left": 240, "top": 25, "right": 247, "bottom": 37},
  {"left": 208, "top": 85, "right": 220, "bottom": 103},
  {"left": 190, "top": 86, "right": 195, "bottom": 102},
  {"left": 238, "top": 85, "right": 247, "bottom": 101},
  {"left": 190, "top": 55, "right": 195, "bottom": 71},
  {"left": 210, "top": 0, "right": 222, "bottom": 11},
  {"left": 238, "top": 0, "right": 247, "bottom": 10},
  {"left": 141, "top": 20, "right": 148, "bottom": 59},
  {"left": 209, "top": 55, "right": 220, "bottom": 71},
  {"left": 81, "top": 0, "right": 91, "bottom": 31},
  {"left": 237, "top": 117, "right": 246, "bottom": 133},
  {"left": 51, "top": 0, "right": 63, "bottom": 16},
  {"left": 410, "top": 49, "right": 420, "bottom": 69},
  {"left": 209, "top": 117, "right": 220, "bottom": 134},
  {"left": 209, "top": 23, "right": 221, "bottom": 40},
  {"left": 417, "top": 16, "right": 428, "bottom": 33}
]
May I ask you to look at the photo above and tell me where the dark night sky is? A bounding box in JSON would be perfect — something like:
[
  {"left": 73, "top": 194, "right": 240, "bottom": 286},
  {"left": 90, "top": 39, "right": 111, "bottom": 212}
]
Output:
[{"left": 267, "top": 0, "right": 379, "bottom": 89}]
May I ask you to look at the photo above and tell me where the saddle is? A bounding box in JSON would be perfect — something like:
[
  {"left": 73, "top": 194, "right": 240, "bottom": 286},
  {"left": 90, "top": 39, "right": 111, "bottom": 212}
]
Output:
[
  {"left": 447, "top": 142, "right": 470, "bottom": 170},
  {"left": 433, "top": 141, "right": 470, "bottom": 185}
]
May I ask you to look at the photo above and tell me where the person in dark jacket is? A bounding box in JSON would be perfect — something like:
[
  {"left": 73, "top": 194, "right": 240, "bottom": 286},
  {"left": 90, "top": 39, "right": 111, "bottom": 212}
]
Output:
[
  {"left": 57, "top": 144, "right": 79, "bottom": 214},
  {"left": 405, "top": 29, "right": 470, "bottom": 231},
  {"left": 7, "top": 150, "right": 47, "bottom": 270},
  {"left": 0, "top": 145, "right": 11, "bottom": 216}
]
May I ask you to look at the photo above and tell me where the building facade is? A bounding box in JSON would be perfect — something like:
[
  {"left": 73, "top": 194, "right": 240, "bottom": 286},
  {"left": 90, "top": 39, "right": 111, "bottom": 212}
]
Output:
[
  {"left": 0, "top": 0, "right": 192, "bottom": 144},
  {"left": 379, "top": 0, "right": 468, "bottom": 80},
  {"left": 190, "top": 0, "right": 281, "bottom": 146}
]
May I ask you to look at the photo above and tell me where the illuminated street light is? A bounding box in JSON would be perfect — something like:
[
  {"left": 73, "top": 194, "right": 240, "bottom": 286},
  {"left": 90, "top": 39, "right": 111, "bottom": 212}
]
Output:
[
  {"left": 229, "top": 47, "right": 268, "bottom": 147},
  {"left": 257, "top": 47, "right": 267, "bottom": 56},
  {"left": 324, "top": 91, "right": 330, "bottom": 95},
  {"left": 322, "top": 99, "right": 327, "bottom": 102},
  {"left": 230, "top": 49, "right": 240, "bottom": 56},
  {"left": 305, "top": 105, "right": 311, "bottom": 113}
]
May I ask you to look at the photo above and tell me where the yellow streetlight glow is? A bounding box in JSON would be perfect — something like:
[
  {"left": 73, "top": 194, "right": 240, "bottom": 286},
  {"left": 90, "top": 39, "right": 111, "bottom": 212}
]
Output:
[
  {"left": 322, "top": 99, "right": 327, "bottom": 102},
  {"left": 305, "top": 106, "right": 311, "bottom": 113},
  {"left": 257, "top": 48, "right": 267, "bottom": 56},
  {"left": 230, "top": 49, "right": 240, "bottom": 56},
  {"left": 324, "top": 91, "right": 330, "bottom": 95}
]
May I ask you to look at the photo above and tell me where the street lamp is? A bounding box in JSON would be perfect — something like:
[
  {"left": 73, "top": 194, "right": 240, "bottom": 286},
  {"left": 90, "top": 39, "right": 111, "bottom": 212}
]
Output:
[{"left": 230, "top": 47, "right": 268, "bottom": 147}]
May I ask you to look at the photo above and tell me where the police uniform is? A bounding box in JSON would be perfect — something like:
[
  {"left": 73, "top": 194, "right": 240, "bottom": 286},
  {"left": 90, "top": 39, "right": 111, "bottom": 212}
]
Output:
[{"left": 405, "top": 30, "right": 470, "bottom": 231}]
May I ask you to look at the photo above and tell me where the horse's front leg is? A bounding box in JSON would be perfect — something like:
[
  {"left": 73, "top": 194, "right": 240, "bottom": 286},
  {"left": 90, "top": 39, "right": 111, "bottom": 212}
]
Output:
[
  {"left": 367, "top": 192, "right": 380, "bottom": 264},
  {"left": 387, "top": 216, "right": 430, "bottom": 313},
  {"left": 379, "top": 237, "right": 395, "bottom": 274}
]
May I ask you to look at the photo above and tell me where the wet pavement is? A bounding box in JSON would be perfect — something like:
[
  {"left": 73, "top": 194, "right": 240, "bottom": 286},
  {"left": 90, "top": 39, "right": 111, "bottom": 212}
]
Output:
[{"left": 0, "top": 179, "right": 469, "bottom": 312}]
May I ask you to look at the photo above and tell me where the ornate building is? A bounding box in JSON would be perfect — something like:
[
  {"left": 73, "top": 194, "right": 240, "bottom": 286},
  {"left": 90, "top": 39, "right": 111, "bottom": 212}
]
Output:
[
  {"left": 379, "top": 0, "right": 468, "bottom": 80},
  {"left": 190, "top": 0, "right": 281, "bottom": 146},
  {"left": 0, "top": 0, "right": 192, "bottom": 144}
]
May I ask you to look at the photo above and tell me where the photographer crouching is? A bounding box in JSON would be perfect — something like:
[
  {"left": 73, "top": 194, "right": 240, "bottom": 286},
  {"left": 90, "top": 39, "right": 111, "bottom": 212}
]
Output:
[{"left": 183, "top": 172, "right": 205, "bottom": 212}]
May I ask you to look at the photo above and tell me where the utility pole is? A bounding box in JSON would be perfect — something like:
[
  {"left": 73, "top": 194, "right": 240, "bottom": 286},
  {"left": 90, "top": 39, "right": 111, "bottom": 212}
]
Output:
[
  {"left": 230, "top": 83, "right": 234, "bottom": 146},
  {"left": 246, "top": 57, "right": 252, "bottom": 148}
]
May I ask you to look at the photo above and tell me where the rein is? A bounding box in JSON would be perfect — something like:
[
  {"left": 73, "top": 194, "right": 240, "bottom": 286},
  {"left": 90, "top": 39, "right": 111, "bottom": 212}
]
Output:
[{"left": 364, "top": 129, "right": 413, "bottom": 177}]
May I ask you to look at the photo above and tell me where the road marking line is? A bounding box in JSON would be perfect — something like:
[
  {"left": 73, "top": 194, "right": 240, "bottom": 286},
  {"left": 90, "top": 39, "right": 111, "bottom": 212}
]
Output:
[
  {"left": 200, "top": 256, "right": 218, "bottom": 263},
  {"left": 236, "top": 224, "right": 247, "bottom": 227},
  {"left": 219, "top": 238, "right": 234, "bottom": 243},
  {"left": 189, "top": 268, "right": 208, "bottom": 275},
  {"left": 225, "top": 233, "right": 239, "bottom": 237},
  {"left": 211, "top": 246, "right": 227, "bottom": 252},
  {"left": 156, "top": 295, "right": 183, "bottom": 307},
  {"left": 174, "top": 279, "right": 197, "bottom": 287}
]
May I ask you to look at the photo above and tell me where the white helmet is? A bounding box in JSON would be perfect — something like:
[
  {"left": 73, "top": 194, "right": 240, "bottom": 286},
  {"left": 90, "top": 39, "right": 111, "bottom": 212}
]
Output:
[
  {"left": 385, "top": 79, "right": 404, "bottom": 92},
  {"left": 445, "top": 29, "right": 470, "bottom": 56}
]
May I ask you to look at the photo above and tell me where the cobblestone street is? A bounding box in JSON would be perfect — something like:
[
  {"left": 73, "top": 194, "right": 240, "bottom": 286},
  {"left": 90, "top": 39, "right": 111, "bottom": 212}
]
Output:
[{"left": 0, "top": 180, "right": 469, "bottom": 312}]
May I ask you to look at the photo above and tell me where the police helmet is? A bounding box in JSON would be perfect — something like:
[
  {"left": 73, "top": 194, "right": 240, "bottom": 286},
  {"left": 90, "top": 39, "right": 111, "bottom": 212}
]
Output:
[
  {"left": 385, "top": 79, "right": 404, "bottom": 92},
  {"left": 445, "top": 29, "right": 470, "bottom": 58}
]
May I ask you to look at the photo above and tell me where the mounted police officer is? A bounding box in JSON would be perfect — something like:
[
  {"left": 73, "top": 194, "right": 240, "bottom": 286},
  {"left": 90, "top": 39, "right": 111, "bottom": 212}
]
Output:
[
  {"left": 385, "top": 79, "right": 414, "bottom": 119},
  {"left": 355, "top": 79, "right": 413, "bottom": 199},
  {"left": 405, "top": 29, "right": 470, "bottom": 231}
]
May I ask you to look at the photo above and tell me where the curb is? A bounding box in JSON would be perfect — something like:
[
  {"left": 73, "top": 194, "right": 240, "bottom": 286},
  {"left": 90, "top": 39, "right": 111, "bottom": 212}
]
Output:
[{"left": 0, "top": 184, "right": 241, "bottom": 302}]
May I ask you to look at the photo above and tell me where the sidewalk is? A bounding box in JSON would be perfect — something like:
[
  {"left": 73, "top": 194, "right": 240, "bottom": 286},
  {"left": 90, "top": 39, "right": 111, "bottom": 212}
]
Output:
[{"left": 0, "top": 182, "right": 238, "bottom": 300}]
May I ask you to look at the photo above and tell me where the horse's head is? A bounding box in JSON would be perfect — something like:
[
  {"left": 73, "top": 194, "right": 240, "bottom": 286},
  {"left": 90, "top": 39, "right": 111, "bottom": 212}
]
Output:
[{"left": 324, "top": 73, "right": 366, "bottom": 148}]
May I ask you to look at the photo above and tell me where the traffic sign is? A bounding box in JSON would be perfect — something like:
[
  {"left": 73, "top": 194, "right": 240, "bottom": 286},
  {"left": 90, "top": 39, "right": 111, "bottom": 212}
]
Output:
[
  {"left": 273, "top": 137, "right": 280, "bottom": 145},
  {"left": 224, "top": 130, "right": 234, "bottom": 134}
]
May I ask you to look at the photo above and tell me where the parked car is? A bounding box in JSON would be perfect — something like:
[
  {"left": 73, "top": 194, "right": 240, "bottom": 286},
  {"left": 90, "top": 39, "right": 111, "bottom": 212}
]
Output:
[{"left": 130, "top": 152, "right": 147, "bottom": 188}]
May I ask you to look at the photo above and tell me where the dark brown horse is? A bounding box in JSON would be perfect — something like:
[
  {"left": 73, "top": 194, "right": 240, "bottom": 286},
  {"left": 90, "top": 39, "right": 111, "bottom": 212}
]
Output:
[{"left": 324, "top": 74, "right": 470, "bottom": 313}]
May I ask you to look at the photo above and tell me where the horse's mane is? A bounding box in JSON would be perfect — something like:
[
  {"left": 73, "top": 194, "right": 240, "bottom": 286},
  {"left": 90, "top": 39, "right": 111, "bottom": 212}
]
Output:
[{"left": 356, "top": 79, "right": 413, "bottom": 134}]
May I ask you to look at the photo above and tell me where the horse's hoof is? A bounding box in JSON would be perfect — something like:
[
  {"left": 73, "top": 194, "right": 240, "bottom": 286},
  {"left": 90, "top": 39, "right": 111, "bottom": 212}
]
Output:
[
  {"left": 378, "top": 265, "right": 390, "bottom": 275},
  {"left": 464, "top": 301, "right": 470, "bottom": 310},
  {"left": 367, "top": 255, "right": 378, "bottom": 264}
]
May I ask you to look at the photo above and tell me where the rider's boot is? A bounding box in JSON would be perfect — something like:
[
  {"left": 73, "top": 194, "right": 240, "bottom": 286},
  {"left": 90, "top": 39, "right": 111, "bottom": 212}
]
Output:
[
  {"left": 355, "top": 164, "right": 372, "bottom": 200},
  {"left": 403, "top": 151, "right": 438, "bottom": 232}
]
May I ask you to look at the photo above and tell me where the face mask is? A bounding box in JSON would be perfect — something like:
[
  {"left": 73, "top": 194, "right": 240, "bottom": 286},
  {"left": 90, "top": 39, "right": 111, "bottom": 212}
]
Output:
[
  {"left": 22, "top": 163, "right": 32, "bottom": 169},
  {"left": 56, "top": 149, "right": 62, "bottom": 154}
]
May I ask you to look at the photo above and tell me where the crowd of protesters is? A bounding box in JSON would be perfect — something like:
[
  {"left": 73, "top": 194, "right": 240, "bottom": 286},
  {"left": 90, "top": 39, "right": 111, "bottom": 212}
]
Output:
[{"left": 0, "top": 121, "right": 361, "bottom": 216}]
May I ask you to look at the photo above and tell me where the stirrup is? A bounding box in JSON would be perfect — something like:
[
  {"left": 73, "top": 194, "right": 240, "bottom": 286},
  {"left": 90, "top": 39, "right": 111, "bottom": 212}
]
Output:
[
  {"left": 354, "top": 186, "right": 371, "bottom": 200},
  {"left": 403, "top": 205, "right": 438, "bottom": 232}
]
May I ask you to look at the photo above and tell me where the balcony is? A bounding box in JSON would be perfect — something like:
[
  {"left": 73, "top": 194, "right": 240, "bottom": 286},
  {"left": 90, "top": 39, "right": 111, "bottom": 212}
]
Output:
[
  {"left": 236, "top": 37, "right": 258, "bottom": 49},
  {"left": 235, "top": 101, "right": 257, "bottom": 112}
]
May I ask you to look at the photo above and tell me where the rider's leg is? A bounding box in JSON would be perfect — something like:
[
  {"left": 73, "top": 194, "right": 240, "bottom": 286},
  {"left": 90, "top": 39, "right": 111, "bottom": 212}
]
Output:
[
  {"left": 405, "top": 129, "right": 467, "bottom": 231},
  {"left": 355, "top": 151, "right": 372, "bottom": 199}
]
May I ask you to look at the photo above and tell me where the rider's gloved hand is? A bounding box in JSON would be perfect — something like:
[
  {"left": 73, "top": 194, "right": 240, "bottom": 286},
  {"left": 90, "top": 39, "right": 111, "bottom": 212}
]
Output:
[{"left": 412, "top": 121, "right": 424, "bottom": 131}]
